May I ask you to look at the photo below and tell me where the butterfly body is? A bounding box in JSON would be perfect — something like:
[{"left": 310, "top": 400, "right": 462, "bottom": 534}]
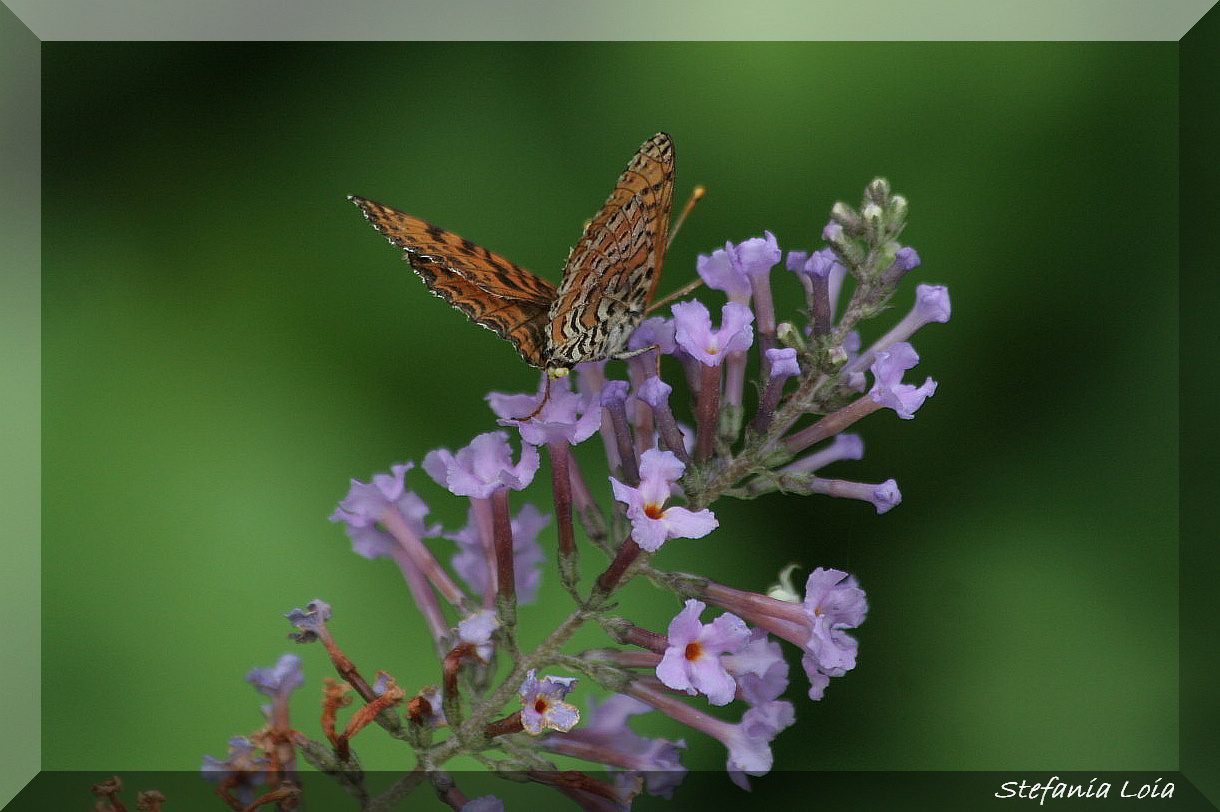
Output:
[{"left": 350, "top": 133, "right": 675, "bottom": 379}]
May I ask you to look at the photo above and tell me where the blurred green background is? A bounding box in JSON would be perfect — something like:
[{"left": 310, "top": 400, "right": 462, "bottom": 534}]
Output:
[{"left": 41, "top": 42, "right": 1178, "bottom": 803}]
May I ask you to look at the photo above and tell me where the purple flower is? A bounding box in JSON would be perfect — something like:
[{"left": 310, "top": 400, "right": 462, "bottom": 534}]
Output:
[
  {"left": 417, "top": 685, "right": 446, "bottom": 727},
  {"left": 672, "top": 300, "right": 754, "bottom": 367},
  {"left": 868, "top": 478, "right": 902, "bottom": 514},
  {"left": 636, "top": 376, "right": 672, "bottom": 409},
  {"left": 201, "top": 736, "right": 269, "bottom": 805},
  {"left": 627, "top": 681, "right": 794, "bottom": 793},
  {"left": 457, "top": 609, "right": 500, "bottom": 663},
  {"left": 894, "top": 245, "right": 921, "bottom": 272},
  {"left": 869, "top": 342, "right": 937, "bottom": 419},
  {"left": 423, "top": 431, "right": 539, "bottom": 497},
  {"left": 799, "top": 568, "right": 868, "bottom": 698},
  {"left": 372, "top": 671, "right": 395, "bottom": 696},
  {"left": 786, "top": 247, "right": 842, "bottom": 281},
  {"left": 461, "top": 798, "right": 504, "bottom": 812},
  {"left": 704, "top": 568, "right": 868, "bottom": 700},
  {"left": 543, "top": 694, "right": 687, "bottom": 799},
  {"left": 329, "top": 463, "right": 441, "bottom": 559},
  {"left": 726, "top": 699, "right": 796, "bottom": 790},
  {"left": 765, "top": 347, "right": 800, "bottom": 379},
  {"left": 657, "top": 599, "right": 751, "bottom": 705},
  {"left": 488, "top": 376, "right": 601, "bottom": 447},
  {"left": 697, "top": 233, "right": 781, "bottom": 301},
  {"left": 725, "top": 232, "right": 782, "bottom": 280},
  {"left": 913, "top": 283, "right": 950, "bottom": 323},
  {"left": 519, "top": 669, "right": 580, "bottom": 734},
  {"left": 446, "top": 503, "right": 548, "bottom": 604},
  {"left": 609, "top": 449, "right": 718, "bottom": 552},
  {"left": 722, "top": 629, "right": 789, "bottom": 705},
  {"left": 284, "top": 599, "right": 332, "bottom": 644},
  {"left": 697, "top": 246, "right": 752, "bottom": 301},
  {"left": 246, "top": 653, "right": 304, "bottom": 698},
  {"left": 628, "top": 315, "right": 678, "bottom": 354}
]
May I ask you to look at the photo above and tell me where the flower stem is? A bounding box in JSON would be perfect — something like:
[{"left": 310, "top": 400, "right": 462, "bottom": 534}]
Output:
[
  {"left": 382, "top": 505, "right": 467, "bottom": 608},
  {"left": 782, "top": 395, "right": 880, "bottom": 455},
  {"left": 547, "top": 440, "right": 582, "bottom": 594},
  {"left": 593, "top": 537, "right": 643, "bottom": 600},
  {"left": 694, "top": 363, "right": 721, "bottom": 463}
]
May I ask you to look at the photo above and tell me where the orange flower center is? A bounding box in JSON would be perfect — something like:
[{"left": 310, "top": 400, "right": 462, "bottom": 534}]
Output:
[
  {"left": 684, "top": 642, "right": 702, "bottom": 662},
  {"left": 644, "top": 503, "right": 666, "bottom": 520},
  {"left": 535, "top": 697, "right": 549, "bottom": 714}
]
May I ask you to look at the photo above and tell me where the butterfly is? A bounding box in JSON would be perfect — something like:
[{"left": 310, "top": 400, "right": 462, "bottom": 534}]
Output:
[{"left": 349, "top": 133, "right": 676, "bottom": 388}]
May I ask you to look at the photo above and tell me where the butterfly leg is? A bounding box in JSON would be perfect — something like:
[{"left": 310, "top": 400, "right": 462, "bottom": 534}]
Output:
[
  {"left": 611, "top": 343, "right": 663, "bottom": 378},
  {"left": 511, "top": 367, "right": 570, "bottom": 422}
]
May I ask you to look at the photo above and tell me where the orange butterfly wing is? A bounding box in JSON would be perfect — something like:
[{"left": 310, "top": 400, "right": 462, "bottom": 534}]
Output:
[
  {"left": 349, "top": 195, "right": 557, "bottom": 368},
  {"left": 545, "top": 132, "right": 676, "bottom": 369}
]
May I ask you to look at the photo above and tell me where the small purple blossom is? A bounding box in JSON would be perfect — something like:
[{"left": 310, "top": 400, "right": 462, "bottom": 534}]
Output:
[
  {"left": 372, "top": 671, "right": 395, "bottom": 696},
  {"left": 786, "top": 246, "right": 842, "bottom": 282},
  {"left": 628, "top": 315, "right": 678, "bottom": 354},
  {"left": 869, "top": 342, "right": 937, "bottom": 419},
  {"left": 636, "top": 376, "right": 672, "bottom": 409},
  {"left": 284, "top": 599, "right": 332, "bottom": 643},
  {"left": 894, "top": 245, "right": 921, "bottom": 272},
  {"left": 600, "top": 378, "right": 630, "bottom": 409},
  {"left": 609, "top": 449, "right": 717, "bottom": 552},
  {"left": 696, "top": 246, "right": 752, "bottom": 300},
  {"left": 722, "top": 629, "right": 789, "bottom": 705},
  {"left": 725, "top": 232, "right": 781, "bottom": 280},
  {"left": 765, "top": 347, "right": 800, "bottom": 379},
  {"left": 657, "top": 599, "right": 751, "bottom": 705},
  {"left": 201, "top": 736, "right": 269, "bottom": 805},
  {"left": 800, "top": 568, "right": 868, "bottom": 694},
  {"left": 329, "top": 463, "right": 441, "bottom": 559},
  {"left": 704, "top": 568, "right": 868, "bottom": 701},
  {"left": 417, "top": 685, "right": 446, "bottom": 727},
  {"left": 543, "top": 694, "right": 687, "bottom": 799},
  {"left": 672, "top": 300, "right": 754, "bottom": 367},
  {"left": 913, "top": 283, "right": 950, "bottom": 323},
  {"left": 726, "top": 699, "right": 796, "bottom": 790},
  {"left": 423, "top": 431, "right": 539, "bottom": 497},
  {"left": 867, "top": 478, "right": 901, "bottom": 513},
  {"left": 488, "top": 376, "right": 601, "bottom": 447},
  {"left": 446, "top": 503, "right": 548, "bottom": 604},
  {"left": 457, "top": 609, "right": 500, "bottom": 663},
  {"left": 246, "top": 653, "right": 304, "bottom": 698},
  {"left": 519, "top": 669, "right": 580, "bottom": 734}
]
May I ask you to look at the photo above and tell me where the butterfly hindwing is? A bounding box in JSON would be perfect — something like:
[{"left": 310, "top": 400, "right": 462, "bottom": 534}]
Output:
[
  {"left": 349, "top": 195, "right": 555, "bottom": 367},
  {"left": 545, "top": 132, "right": 676, "bottom": 368}
]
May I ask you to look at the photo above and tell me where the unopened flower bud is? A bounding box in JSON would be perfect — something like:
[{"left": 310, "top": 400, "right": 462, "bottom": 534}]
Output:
[
  {"left": 828, "top": 204, "right": 860, "bottom": 234},
  {"left": 865, "top": 178, "right": 891, "bottom": 204}
]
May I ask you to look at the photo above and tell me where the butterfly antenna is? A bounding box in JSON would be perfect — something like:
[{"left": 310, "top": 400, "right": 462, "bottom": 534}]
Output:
[
  {"left": 648, "top": 186, "right": 707, "bottom": 315},
  {"left": 514, "top": 373, "right": 553, "bottom": 422},
  {"left": 647, "top": 274, "right": 705, "bottom": 314},
  {"left": 666, "top": 185, "right": 705, "bottom": 252}
]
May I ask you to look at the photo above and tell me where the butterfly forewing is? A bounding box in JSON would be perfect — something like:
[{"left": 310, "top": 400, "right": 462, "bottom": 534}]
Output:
[
  {"left": 545, "top": 133, "right": 676, "bottom": 368},
  {"left": 349, "top": 132, "right": 675, "bottom": 374},
  {"left": 349, "top": 195, "right": 555, "bottom": 367}
]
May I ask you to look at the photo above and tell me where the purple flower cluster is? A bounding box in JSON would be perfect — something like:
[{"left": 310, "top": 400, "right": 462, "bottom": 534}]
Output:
[{"left": 207, "top": 177, "right": 948, "bottom": 809}]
